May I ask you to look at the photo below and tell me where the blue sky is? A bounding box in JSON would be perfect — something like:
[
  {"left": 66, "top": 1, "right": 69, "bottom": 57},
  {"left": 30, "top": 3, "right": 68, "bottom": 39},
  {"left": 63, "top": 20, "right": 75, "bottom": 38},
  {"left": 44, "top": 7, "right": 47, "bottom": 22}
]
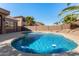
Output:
[{"left": 0, "top": 3, "right": 70, "bottom": 25}]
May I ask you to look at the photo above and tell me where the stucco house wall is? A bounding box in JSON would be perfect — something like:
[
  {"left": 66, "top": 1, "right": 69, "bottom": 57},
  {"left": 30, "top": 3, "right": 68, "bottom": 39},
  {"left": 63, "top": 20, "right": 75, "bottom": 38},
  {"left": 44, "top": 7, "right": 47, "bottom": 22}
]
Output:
[
  {"left": 14, "top": 16, "right": 25, "bottom": 31},
  {"left": 5, "top": 16, "right": 18, "bottom": 33},
  {"left": 0, "top": 8, "right": 24, "bottom": 34},
  {"left": 0, "top": 8, "right": 10, "bottom": 34}
]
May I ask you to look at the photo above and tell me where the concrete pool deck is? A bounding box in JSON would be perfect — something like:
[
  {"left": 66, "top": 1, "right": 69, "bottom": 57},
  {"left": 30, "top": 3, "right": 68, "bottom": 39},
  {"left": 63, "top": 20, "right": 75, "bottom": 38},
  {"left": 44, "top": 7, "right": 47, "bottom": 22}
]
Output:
[
  {"left": 0, "top": 31, "right": 79, "bottom": 56},
  {"left": 0, "top": 32, "right": 24, "bottom": 56}
]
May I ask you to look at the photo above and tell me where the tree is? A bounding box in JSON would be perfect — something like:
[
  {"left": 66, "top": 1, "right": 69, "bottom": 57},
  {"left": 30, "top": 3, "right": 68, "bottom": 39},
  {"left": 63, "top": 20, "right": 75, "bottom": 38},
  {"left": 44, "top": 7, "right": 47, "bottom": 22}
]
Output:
[
  {"left": 36, "top": 22, "right": 45, "bottom": 25},
  {"left": 67, "top": 3, "right": 71, "bottom": 6},
  {"left": 62, "top": 14, "right": 77, "bottom": 24},
  {"left": 59, "top": 5, "right": 79, "bottom": 16},
  {"left": 25, "top": 16, "right": 36, "bottom": 26},
  {"left": 59, "top": 4, "right": 79, "bottom": 24},
  {"left": 54, "top": 21, "right": 60, "bottom": 25}
]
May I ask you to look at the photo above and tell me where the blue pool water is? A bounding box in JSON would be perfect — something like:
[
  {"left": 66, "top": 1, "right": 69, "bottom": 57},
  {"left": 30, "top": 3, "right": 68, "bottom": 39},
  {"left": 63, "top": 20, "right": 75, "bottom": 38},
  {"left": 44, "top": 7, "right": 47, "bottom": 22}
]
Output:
[{"left": 11, "top": 32, "right": 78, "bottom": 54}]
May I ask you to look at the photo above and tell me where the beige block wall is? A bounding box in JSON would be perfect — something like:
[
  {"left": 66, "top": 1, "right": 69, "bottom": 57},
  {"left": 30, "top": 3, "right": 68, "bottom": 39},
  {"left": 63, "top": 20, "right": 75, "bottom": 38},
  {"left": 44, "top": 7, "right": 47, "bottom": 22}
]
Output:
[{"left": 25, "top": 24, "right": 70, "bottom": 32}]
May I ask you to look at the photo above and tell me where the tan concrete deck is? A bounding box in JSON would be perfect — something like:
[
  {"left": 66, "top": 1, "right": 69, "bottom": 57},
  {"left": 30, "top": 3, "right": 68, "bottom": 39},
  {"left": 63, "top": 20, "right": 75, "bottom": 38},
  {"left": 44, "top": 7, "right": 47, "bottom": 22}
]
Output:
[{"left": 0, "top": 31, "right": 79, "bottom": 56}]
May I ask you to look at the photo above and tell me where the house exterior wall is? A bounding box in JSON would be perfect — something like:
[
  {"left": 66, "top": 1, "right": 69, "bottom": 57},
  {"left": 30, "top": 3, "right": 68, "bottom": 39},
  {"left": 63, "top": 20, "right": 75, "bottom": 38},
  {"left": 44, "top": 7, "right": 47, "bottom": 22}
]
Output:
[
  {"left": 14, "top": 17, "right": 22, "bottom": 31},
  {"left": 0, "top": 12, "right": 7, "bottom": 34},
  {"left": 0, "top": 8, "right": 19, "bottom": 34},
  {"left": 14, "top": 16, "right": 25, "bottom": 31},
  {"left": 4, "top": 18, "right": 18, "bottom": 33}
]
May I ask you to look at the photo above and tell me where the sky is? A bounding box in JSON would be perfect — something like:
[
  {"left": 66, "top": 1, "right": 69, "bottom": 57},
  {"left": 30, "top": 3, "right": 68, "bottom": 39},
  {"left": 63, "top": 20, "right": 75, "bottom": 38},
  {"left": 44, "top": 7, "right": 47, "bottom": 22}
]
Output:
[{"left": 0, "top": 3, "right": 71, "bottom": 25}]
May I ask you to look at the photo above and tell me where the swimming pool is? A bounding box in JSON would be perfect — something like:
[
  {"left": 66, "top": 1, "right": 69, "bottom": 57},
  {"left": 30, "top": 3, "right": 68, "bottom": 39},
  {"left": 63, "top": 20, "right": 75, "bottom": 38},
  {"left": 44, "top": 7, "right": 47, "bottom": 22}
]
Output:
[{"left": 11, "top": 32, "right": 78, "bottom": 54}]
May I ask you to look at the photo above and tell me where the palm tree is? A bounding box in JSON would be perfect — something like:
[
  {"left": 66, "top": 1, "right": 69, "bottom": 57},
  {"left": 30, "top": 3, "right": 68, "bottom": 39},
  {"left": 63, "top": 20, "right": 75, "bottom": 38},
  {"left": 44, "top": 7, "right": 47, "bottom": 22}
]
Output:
[
  {"left": 59, "top": 5, "right": 79, "bottom": 16},
  {"left": 59, "top": 4, "right": 79, "bottom": 29},
  {"left": 62, "top": 14, "right": 78, "bottom": 24},
  {"left": 54, "top": 21, "right": 61, "bottom": 25},
  {"left": 25, "top": 16, "right": 36, "bottom": 26},
  {"left": 67, "top": 3, "right": 71, "bottom": 6},
  {"left": 36, "top": 22, "right": 45, "bottom": 25},
  {"left": 59, "top": 4, "right": 79, "bottom": 24}
]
